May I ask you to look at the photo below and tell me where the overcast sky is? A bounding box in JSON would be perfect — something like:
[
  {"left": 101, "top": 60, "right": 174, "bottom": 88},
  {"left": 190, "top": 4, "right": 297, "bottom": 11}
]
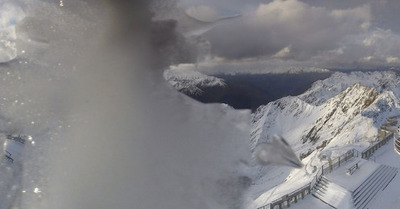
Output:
[{"left": 161, "top": 0, "right": 400, "bottom": 72}]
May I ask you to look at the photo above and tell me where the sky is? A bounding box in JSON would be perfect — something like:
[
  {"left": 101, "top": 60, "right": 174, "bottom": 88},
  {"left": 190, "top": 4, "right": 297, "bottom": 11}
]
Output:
[{"left": 158, "top": 0, "right": 400, "bottom": 72}]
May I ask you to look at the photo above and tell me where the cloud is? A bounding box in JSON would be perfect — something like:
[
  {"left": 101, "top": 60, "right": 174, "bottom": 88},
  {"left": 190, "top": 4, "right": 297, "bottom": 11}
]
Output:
[
  {"left": 386, "top": 56, "right": 400, "bottom": 64},
  {"left": 185, "top": 5, "right": 219, "bottom": 22},
  {"left": 303, "top": 0, "right": 400, "bottom": 33},
  {"left": 362, "top": 29, "right": 400, "bottom": 53},
  {"left": 204, "top": 0, "right": 371, "bottom": 61},
  {"left": 359, "top": 29, "right": 400, "bottom": 65},
  {"left": 165, "top": 0, "right": 400, "bottom": 70},
  {"left": 169, "top": 58, "right": 330, "bottom": 75},
  {"left": 272, "top": 45, "right": 291, "bottom": 59}
]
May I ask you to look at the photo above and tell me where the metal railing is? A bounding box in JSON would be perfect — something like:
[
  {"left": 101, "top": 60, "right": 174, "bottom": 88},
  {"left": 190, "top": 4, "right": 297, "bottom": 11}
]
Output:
[
  {"left": 394, "top": 134, "right": 400, "bottom": 155},
  {"left": 362, "top": 133, "right": 393, "bottom": 159},
  {"left": 258, "top": 183, "right": 311, "bottom": 209},
  {"left": 256, "top": 133, "right": 394, "bottom": 209},
  {"left": 395, "top": 139, "right": 400, "bottom": 155},
  {"left": 257, "top": 149, "right": 357, "bottom": 209},
  {"left": 320, "top": 149, "right": 357, "bottom": 175}
]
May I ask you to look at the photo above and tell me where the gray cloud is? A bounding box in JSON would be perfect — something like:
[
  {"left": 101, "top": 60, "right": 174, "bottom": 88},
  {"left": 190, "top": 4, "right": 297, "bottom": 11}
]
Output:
[
  {"left": 303, "top": 0, "right": 400, "bottom": 32},
  {"left": 204, "top": 0, "right": 371, "bottom": 61},
  {"left": 172, "top": 0, "right": 400, "bottom": 70},
  {"left": 179, "top": 0, "right": 400, "bottom": 32}
]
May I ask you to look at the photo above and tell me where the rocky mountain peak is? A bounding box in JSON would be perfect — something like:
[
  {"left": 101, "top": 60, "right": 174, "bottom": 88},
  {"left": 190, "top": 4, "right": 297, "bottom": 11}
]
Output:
[
  {"left": 163, "top": 66, "right": 226, "bottom": 95},
  {"left": 304, "top": 83, "right": 378, "bottom": 143},
  {"left": 299, "top": 71, "right": 400, "bottom": 106}
]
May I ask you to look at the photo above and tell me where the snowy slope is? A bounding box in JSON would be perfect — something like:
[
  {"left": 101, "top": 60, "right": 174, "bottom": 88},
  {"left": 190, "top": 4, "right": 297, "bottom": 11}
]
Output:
[
  {"left": 248, "top": 71, "right": 400, "bottom": 208},
  {"left": 250, "top": 96, "right": 318, "bottom": 150},
  {"left": 164, "top": 64, "right": 226, "bottom": 95}
]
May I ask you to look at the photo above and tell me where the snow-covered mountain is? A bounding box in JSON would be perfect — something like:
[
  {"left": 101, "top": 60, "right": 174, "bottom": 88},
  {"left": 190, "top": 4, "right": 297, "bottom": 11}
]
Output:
[
  {"left": 299, "top": 71, "right": 400, "bottom": 106},
  {"left": 248, "top": 71, "right": 400, "bottom": 207},
  {"left": 251, "top": 71, "right": 400, "bottom": 155},
  {"left": 303, "top": 83, "right": 379, "bottom": 144},
  {"left": 164, "top": 64, "right": 226, "bottom": 95}
]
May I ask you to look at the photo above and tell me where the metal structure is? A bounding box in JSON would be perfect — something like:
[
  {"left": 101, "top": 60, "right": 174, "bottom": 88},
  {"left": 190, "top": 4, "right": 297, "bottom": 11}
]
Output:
[{"left": 395, "top": 134, "right": 400, "bottom": 155}]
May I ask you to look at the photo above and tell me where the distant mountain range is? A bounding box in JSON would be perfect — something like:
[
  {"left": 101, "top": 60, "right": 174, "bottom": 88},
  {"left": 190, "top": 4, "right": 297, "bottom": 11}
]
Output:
[
  {"left": 164, "top": 66, "right": 332, "bottom": 111},
  {"left": 163, "top": 67, "right": 226, "bottom": 95}
]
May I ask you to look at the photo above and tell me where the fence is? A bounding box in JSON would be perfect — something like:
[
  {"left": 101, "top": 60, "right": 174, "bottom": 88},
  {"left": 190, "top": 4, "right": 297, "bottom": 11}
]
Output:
[
  {"left": 257, "top": 149, "right": 357, "bottom": 209},
  {"left": 320, "top": 149, "right": 357, "bottom": 175},
  {"left": 257, "top": 133, "right": 394, "bottom": 209},
  {"left": 395, "top": 136, "right": 400, "bottom": 155},
  {"left": 257, "top": 183, "right": 312, "bottom": 209},
  {"left": 362, "top": 133, "right": 393, "bottom": 159}
]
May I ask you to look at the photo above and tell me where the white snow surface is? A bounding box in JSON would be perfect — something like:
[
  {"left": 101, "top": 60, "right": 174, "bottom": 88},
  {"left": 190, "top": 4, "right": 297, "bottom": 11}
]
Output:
[
  {"left": 325, "top": 158, "right": 380, "bottom": 192},
  {"left": 317, "top": 182, "right": 353, "bottom": 209}
]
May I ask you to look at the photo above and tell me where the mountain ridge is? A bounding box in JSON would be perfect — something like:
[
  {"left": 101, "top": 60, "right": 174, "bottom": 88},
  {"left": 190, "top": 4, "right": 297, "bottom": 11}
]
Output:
[{"left": 251, "top": 72, "right": 400, "bottom": 156}]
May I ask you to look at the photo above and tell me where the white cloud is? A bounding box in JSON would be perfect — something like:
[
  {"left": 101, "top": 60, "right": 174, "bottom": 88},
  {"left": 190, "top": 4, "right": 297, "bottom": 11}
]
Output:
[
  {"left": 386, "top": 56, "right": 400, "bottom": 63},
  {"left": 272, "top": 46, "right": 291, "bottom": 59},
  {"left": 359, "top": 29, "right": 400, "bottom": 64},
  {"left": 362, "top": 56, "right": 374, "bottom": 62}
]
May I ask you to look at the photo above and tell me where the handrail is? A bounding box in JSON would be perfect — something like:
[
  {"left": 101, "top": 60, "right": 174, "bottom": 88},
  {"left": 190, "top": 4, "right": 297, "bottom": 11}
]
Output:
[{"left": 260, "top": 183, "right": 311, "bottom": 209}]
